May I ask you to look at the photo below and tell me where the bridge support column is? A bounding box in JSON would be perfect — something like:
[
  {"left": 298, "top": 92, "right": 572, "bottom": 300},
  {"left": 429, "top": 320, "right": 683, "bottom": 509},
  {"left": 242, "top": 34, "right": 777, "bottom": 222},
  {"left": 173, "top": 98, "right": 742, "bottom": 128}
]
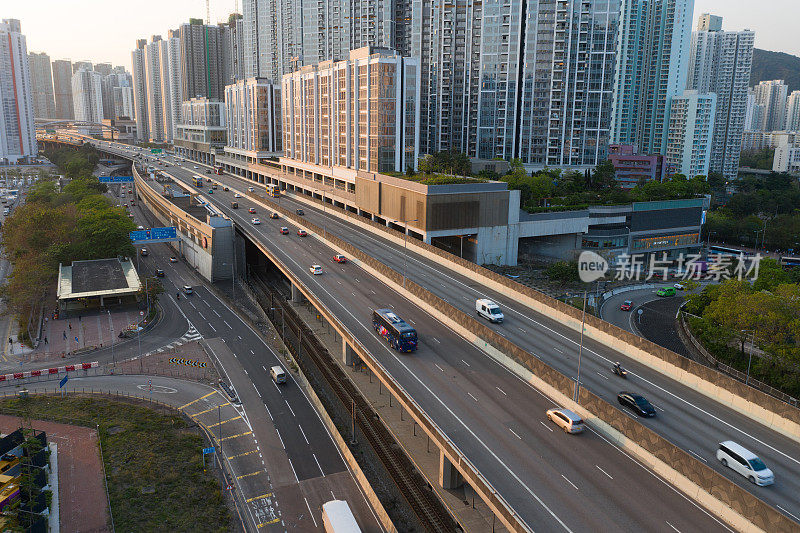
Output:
[
  {"left": 439, "top": 450, "right": 463, "bottom": 490},
  {"left": 341, "top": 338, "right": 355, "bottom": 366},
  {"left": 291, "top": 283, "right": 304, "bottom": 303}
]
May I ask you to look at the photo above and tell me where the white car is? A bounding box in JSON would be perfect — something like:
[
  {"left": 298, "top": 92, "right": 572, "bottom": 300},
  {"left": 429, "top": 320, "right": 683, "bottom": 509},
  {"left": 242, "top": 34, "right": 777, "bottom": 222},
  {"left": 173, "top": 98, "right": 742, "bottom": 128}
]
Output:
[
  {"left": 248, "top": 186, "right": 254, "bottom": 192},
  {"left": 674, "top": 282, "right": 686, "bottom": 290},
  {"left": 251, "top": 217, "right": 261, "bottom": 225},
  {"left": 193, "top": 165, "right": 199, "bottom": 169},
  {"left": 309, "top": 265, "right": 323, "bottom": 275},
  {"left": 234, "top": 193, "right": 241, "bottom": 198},
  {"left": 717, "top": 441, "right": 774, "bottom": 486}
]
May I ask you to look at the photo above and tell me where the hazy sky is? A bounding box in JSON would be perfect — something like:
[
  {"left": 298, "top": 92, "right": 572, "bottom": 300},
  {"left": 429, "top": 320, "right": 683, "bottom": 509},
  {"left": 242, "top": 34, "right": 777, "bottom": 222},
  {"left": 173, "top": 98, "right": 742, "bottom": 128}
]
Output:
[{"left": 6, "top": 0, "right": 800, "bottom": 72}]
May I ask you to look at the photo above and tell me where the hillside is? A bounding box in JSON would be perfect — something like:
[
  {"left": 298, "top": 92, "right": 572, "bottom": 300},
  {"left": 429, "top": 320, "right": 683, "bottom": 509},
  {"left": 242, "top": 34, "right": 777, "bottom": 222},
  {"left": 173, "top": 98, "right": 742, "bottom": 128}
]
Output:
[{"left": 751, "top": 48, "right": 800, "bottom": 92}]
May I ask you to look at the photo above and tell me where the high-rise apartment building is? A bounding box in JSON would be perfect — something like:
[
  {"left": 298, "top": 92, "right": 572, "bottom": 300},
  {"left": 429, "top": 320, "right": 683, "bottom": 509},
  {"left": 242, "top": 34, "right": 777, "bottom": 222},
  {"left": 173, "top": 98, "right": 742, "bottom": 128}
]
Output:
[
  {"left": 165, "top": 30, "right": 183, "bottom": 141},
  {"left": 784, "top": 91, "right": 800, "bottom": 132},
  {"left": 28, "top": 52, "right": 56, "bottom": 119},
  {"left": 179, "top": 20, "right": 226, "bottom": 100},
  {"left": 72, "top": 61, "right": 93, "bottom": 74},
  {"left": 224, "top": 77, "right": 280, "bottom": 156},
  {"left": 51, "top": 59, "right": 74, "bottom": 119},
  {"left": 611, "top": 0, "right": 695, "bottom": 155},
  {"left": 282, "top": 47, "right": 419, "bottom": 173},
  {"left": 0, "top": 19, "right": 37, "bottom": 163},
  {"left": 242, "top": 0, "right": 301, "bottom": 82},
  {"left": 174, "top": 98, "right": 227, "bottom": 165},
  {"left": 94, "top": 63, "right": 112, "bottom": 76},
  {"left": 753, "top": 80, "right": 788, "bottom": 132},
  {"left": 100, "top": 72, "right": 132, "bottom": 120},
  {"left": 131, "top": 39, "right": 149, "bottom": 140},
  {"left": 687, "top": 16, "right": 753, "bottom": 178},
  {"left": 113, "top": 86, "right": 135, "bottom": 119},
  {"left": 71, "top": 69, "right": 104, "bottom": 132},
  {"left": 665, "top": 90, "right": 716, "bottom": 177},
  {"left": 696, "top": 12, "right": 722, "bottom": 32},
  {"left": 144, "top": 36, "right": 170, "bottom": 142}
]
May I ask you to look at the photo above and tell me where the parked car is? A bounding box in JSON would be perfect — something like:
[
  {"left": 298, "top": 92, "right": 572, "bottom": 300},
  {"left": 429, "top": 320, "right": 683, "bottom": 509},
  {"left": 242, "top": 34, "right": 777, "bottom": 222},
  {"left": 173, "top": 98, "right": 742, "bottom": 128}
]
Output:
[
  {"left": 333, "top": 254, "right": 347, "bottom": 263},
  {"left": 309, "top": 265, "right": 323, "bottom": 275},
  {"left": 617, "top": 392, "right": 657, "bottom": 417},
  {"left": 546, "top": 408, "right": 585, "bottom": 434},
  {"left": 620, "top": 300, "right": 633, "bottom": 311},
  {"left": 297, "top": 229, "right": 307, "bottom": 237}
]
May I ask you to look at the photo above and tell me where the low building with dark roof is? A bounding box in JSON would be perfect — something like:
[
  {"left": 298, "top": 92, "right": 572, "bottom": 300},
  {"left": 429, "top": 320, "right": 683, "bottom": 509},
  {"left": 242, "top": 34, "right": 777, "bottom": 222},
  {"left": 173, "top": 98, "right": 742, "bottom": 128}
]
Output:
[{"left": 57, "top": 258, "right": 141, "bottom": 310}]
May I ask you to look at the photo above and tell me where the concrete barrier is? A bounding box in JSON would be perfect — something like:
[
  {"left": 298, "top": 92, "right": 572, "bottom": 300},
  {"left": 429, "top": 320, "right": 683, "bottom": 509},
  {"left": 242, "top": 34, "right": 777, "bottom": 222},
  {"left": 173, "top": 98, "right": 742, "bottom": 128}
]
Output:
[
  {"left": 265, "top": 189, "right": 800, "bottom": 443},
  {"left": 243, "top": 191, "right": 795, "bottom": 533}
]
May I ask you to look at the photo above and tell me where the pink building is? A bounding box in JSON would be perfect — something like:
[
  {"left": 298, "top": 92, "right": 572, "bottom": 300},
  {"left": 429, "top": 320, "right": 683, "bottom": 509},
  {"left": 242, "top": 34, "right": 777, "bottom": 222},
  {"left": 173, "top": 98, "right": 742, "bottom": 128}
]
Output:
[{"left": 608, "top": 144, "right": 667, "bottom": 188}]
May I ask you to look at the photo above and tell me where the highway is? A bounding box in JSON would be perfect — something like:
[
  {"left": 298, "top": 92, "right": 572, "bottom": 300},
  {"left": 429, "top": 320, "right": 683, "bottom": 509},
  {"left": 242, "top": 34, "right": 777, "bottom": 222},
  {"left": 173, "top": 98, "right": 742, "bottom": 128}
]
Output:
[
  {"left": 92, "top": 176, "right": 384, "bottom": 531},
  {"left": 98, "top": 145, "right": 741, "bottom": 531}
]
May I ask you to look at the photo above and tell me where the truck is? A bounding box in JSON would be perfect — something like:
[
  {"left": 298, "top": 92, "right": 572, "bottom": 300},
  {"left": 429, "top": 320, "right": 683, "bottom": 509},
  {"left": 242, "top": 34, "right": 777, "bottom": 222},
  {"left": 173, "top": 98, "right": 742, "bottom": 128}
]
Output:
[{"left": 321, "top": 500, "right": 361, "bottom": 533}]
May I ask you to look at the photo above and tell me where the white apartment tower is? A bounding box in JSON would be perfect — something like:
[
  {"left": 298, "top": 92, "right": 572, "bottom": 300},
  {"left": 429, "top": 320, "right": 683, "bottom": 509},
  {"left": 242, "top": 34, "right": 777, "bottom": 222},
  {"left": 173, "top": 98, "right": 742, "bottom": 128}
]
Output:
[
  {"left": 28, "top": 52, "right": 56, "bottom": 119},
  {"left": 131, "top": 40, "right": 149, "bottom": 140},
  {"left": 785, "top": 91, "right": 800, "bottom": 132},
  {"left": 71, "top": 69, "right": 104, "bottom": 132},
  {"left": 0, "top": 19, "right": 37, "bottom": 163},
  {"left": 113, "top": 86, "right": 135, "bottom": 119},
  {"left": 224, "top": 77, "right": 281, "bottom": 155},
  {"left": 666, "top": 90, "right": 716, "bottom": 177},
  {"left": 753, "top": 80, "right": 788, "bottom": 132},
  {"left": 611, "top": 0, "right": 695, "bottom": 155},
  {"left": 687, "top": 16, "right": 753, "bottom": 178}
]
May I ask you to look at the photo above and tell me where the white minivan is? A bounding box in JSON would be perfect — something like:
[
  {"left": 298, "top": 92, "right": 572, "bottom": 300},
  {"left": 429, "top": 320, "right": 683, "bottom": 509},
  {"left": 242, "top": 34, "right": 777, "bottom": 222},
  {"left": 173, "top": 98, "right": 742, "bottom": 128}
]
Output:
[
  {"left": 270, "top": 365, "right": 286, "bottom": 385},
  {"left": 476, "top": 299, "right": 504, "bottom": 323},
  {"left": 716, "top": 440, "right": 774, "bottom": 486}
]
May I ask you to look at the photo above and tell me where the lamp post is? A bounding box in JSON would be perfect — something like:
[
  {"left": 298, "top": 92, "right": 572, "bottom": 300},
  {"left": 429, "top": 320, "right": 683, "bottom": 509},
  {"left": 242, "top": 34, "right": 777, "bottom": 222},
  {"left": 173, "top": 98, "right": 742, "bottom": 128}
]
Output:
[
  {"left": 392, "top": 218, "right": 418, "bottom": 289},
  {"left": 706, "top": 231, "right": 716, "bottom": 253},
  {"left": 109, "top": 310, "right": 115, "bottom": 369},
  {"left": 573, "top": 290, "right": 587, "bottom": 403}
]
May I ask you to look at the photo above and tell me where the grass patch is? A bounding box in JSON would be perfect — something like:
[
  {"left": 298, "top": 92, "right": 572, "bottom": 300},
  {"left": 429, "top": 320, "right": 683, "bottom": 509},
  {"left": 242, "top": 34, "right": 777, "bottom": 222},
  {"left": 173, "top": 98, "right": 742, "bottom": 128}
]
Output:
[{"left": 0, "top": 395, "right": 231, "bottom": 532}]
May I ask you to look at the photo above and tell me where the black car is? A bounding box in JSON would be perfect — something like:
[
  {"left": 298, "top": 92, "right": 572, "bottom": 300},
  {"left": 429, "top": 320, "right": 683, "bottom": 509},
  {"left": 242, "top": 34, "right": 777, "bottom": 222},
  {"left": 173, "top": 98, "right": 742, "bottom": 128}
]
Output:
[
  {"left": 617, "top": 392, "right": 656, "bottom": 417},
  {"left": 155, "top": 269, "right": 165, "bottom": 277},
  {"left": 295, "top": 209, "right": 304, "bottom": 216}
]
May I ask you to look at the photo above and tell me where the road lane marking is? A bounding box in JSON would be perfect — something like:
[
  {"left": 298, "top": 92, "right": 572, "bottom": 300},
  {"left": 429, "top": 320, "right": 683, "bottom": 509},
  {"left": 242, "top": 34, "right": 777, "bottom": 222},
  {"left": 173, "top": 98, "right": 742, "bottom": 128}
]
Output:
[
  {"left": 596, "top": 372, "right": 608, "bottom": 380},
  {"left": 467, "top": 392, "right": 478, "bottom": 402},
  {"left": 496, "top": 386, "right": 507, "bottom": 396},
  {"left": 688, "top": 450, "right": 707, "bottom": 462},
  {"left": 313, "top": 453, "right": 324, "bottom": 476},
  {"left": 213, "top": 310, "right": 221, "bottom": 317},
  {"left": 228, "top": 449, "right": 258, "bottom": 460},
  {"left": 776, "top": 505, "right": 800, "bottom": 523},
  {"left": 298, "top": 424, "right": 310, "bottom": 444},
  {"left": 434, "top": 363, "right": 444, "bottom": 372},
  {"left": 220, "top": 431, "right": 252, "bottom": 442},
  {"left": 256, "top": 518, "right": 281, "bottom": 528},
  {"left": 236, "top": 470, "right": 263, "bottom": 480},
  {"left": 432, "top": 337, "right": 440, "bottom": 343},
  {"left": 595, "top": 465, "right": 613, "bottom": 479},
  {"left": 179, "top": 390, "right": 217, "bottom": 410},
  {"left": 509, "top": 428, "right": 522, "bottom": 440},
  {"left": 287, "top": 457, "right": 299, "bottom": 483},
  {"left": 253, "top": 383, "right": 261, "bottom": 398},
  {"left": 461, "top": 359, "right": 470, "bottom": 367},
  {"left": 246, "top": 492, "right": 273, "bottom": 503},
  {"left": 209, "top": 324, "right": 216, "bottom": 332},
  {"left": 285, "top": 400, "right": 296, "bottom": 417},
  {"left": 540, "top": 421, "right": 553, "bottom": 432},
  {"left": 304, "top": 498, "right": 318, "bottom": 527},
  {"left": 666, "top": 521, "right": 681, "bottom": 533},
  {"left": 208, "top": 415, "right": 242, "bottom": 428},
  {"left": 561, "top": 474, "right": 578, "bottom": 490},
  {"left": 224, "top": 320, "right": 232, "bottom": 329}
]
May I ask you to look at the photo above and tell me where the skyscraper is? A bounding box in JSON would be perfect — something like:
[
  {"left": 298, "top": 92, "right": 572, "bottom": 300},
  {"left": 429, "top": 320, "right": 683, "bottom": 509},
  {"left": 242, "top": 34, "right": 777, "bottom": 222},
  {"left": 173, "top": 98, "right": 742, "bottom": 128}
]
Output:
[
  {"left": 165, "top": 30, "right": 183, "bottom": 141},
  {"left": 785, "top": 91, "right": 800, "bottom": 132},
  {"left": 0, "top": 19, "right": 37, "bottom": 163},
  {"left": 665, "top": 90, "right": 716, "bottom": 177},
  {"left": 144, "top": 35, "right": 170, "bottom": 142},
  {"left": 687, "top": 16, "right": 753, "bottom": 178},
  {"left": 696, "top": 12, "right": 722, "bottom": 32},
  {"left": 100, "top": 72, "right": 132, "bottom": 120},
  {"left": 72, "top": 61, "right": 93, "bottom": 73},
  {"left": 611, "top": 0, "right": 695, "bottom": 155},
  {"left": 242, "top": 0, "right": 300, "bottom": 82},
  {"left": 113, "top": 86, "right": 135, "bottom": 119},
  {"left": 52, "top": 59, "right": 75, "bottom": 119},
  {"left": 71, "top": 69, "right": 104, "bottom": 131},
  {"left": 131, "top": 39, "right": 149, "bottom": 140},
  {"left": 28, "top": 52, "right": 56, "bottom": 119},
  {"left": 753, "top": 80, "right": 788, "bottom": 132},
  {"left": 179, "top": 19, "right": 226, "bottom": 100}
]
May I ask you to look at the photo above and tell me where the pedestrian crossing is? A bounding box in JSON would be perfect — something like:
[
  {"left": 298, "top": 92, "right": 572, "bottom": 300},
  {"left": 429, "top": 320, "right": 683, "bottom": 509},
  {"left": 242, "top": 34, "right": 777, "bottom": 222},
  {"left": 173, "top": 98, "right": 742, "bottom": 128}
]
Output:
[{"left": 147, "top": 324, "right": 202, "bottom": 356}]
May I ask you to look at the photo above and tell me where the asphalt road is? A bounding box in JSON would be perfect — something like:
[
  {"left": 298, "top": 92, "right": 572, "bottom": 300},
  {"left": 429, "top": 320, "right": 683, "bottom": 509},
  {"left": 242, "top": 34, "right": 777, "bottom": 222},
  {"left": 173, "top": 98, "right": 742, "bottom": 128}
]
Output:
[
  {"left": 91, "top": 146, "right": 743, "bottom": 531},
  {"left": 148, "top": 151, "right": 800, "bottom": 524}
]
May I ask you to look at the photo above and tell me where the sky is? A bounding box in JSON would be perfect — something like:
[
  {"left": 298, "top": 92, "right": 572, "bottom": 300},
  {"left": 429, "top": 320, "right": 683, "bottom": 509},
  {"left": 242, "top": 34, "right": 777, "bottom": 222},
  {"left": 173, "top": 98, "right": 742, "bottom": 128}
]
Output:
[{"left": 6, "top": 0, "right": 800, "bottom": 72}]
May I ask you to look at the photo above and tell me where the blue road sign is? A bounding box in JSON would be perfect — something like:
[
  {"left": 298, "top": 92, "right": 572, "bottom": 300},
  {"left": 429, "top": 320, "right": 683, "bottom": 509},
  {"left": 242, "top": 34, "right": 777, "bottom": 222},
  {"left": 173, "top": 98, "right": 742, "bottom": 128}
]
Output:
[
  {"left": 202, "top": 447, "right": 215, "bottom": 455},
  {"left": 59, "top": 375, "right": 68, "bottom": 389},
  {"left": 98, "top": 176, "right": 134, "bottom": 183},
  {"left": 129, "top": 226, "right": 179, "bottom": 244}
]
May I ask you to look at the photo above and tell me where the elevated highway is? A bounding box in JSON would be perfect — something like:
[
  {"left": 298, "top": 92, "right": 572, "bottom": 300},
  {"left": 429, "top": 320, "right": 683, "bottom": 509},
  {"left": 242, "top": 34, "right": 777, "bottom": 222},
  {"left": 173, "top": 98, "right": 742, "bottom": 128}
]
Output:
[{"left": 47, "top": 137, "right": 800, "bottom": 531}]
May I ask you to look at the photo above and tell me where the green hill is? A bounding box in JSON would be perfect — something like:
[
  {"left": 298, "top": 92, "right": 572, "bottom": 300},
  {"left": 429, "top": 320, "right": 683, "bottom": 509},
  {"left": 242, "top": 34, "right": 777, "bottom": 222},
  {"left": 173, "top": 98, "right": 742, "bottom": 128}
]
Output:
[{"left": 751, "top": 48, "right": 800, "bottom": 92}]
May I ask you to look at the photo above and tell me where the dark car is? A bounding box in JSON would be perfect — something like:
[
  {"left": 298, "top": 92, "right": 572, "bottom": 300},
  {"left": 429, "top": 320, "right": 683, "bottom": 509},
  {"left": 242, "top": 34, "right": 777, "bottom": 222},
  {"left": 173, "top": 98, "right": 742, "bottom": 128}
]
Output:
[
  {"left": 296, "top": 209, "right": 305, "bottom": 216},
  {"left": 205, "top": 169, "right": 212, "bottom": 174},
  {"left": 155, "top": 269, "right": 165, "bottom": 277},
  {"left": 617, "top": 392, "right": 656, "bottom": 417},
  {"left": 270, "top": 212, "right": 279, "bottom": 219},
  {"left": 620, "top": 300, "right": 633, "bottom": 311}
]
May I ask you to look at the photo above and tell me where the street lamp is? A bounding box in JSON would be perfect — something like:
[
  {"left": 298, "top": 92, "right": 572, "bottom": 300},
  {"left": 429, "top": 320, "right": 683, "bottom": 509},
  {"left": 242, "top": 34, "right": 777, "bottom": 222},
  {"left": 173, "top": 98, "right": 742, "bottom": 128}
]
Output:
[
  {"left": 706, "top": 231, "right": 716, "bottom": 253},
  {"left": 391, "top": 218, "right": 419, "bottom": 289},
  {"left": 573, "top": 290, "right": 587, "bottom": 403}
]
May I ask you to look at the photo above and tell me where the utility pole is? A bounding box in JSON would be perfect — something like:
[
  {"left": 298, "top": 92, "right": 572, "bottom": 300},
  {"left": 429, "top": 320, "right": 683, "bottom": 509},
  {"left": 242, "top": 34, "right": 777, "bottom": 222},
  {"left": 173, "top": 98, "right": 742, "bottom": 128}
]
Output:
[{"left": 573, "top": 291, "right": 587, "bottom": 403}]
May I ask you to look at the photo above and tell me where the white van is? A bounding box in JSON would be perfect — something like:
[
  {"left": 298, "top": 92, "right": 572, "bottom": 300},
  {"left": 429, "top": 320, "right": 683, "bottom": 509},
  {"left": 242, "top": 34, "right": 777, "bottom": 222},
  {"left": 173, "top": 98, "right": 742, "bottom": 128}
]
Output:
[
  {"left": 476, "top": 299, "right": 504, "bottom": 323},
  {"left": 716, "top": 440, "right": 774, "bottom": 486},
  {"left": 270, "top": 365, "right": 286, "bottom": 384}
]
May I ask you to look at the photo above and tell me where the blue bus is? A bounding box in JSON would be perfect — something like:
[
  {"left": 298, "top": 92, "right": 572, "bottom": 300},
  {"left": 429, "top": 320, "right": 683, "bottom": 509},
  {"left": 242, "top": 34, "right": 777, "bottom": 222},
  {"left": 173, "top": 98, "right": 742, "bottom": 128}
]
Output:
[
  {"left": 709, "top": 245, "right": 755, "bottom": 258},
  {"left": 780, "top": 256, "right": 800, "bottom": 268},
  {"left": 372, "top": 309, "right": 417, "bottom": 352}
]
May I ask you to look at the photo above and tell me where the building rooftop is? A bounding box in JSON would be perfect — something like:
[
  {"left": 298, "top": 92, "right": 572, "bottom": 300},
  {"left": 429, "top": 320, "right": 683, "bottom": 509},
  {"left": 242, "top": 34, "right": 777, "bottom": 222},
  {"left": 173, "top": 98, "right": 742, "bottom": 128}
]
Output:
[{"left": 57, "top": 258, "right": 141, "bottom": 301}]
